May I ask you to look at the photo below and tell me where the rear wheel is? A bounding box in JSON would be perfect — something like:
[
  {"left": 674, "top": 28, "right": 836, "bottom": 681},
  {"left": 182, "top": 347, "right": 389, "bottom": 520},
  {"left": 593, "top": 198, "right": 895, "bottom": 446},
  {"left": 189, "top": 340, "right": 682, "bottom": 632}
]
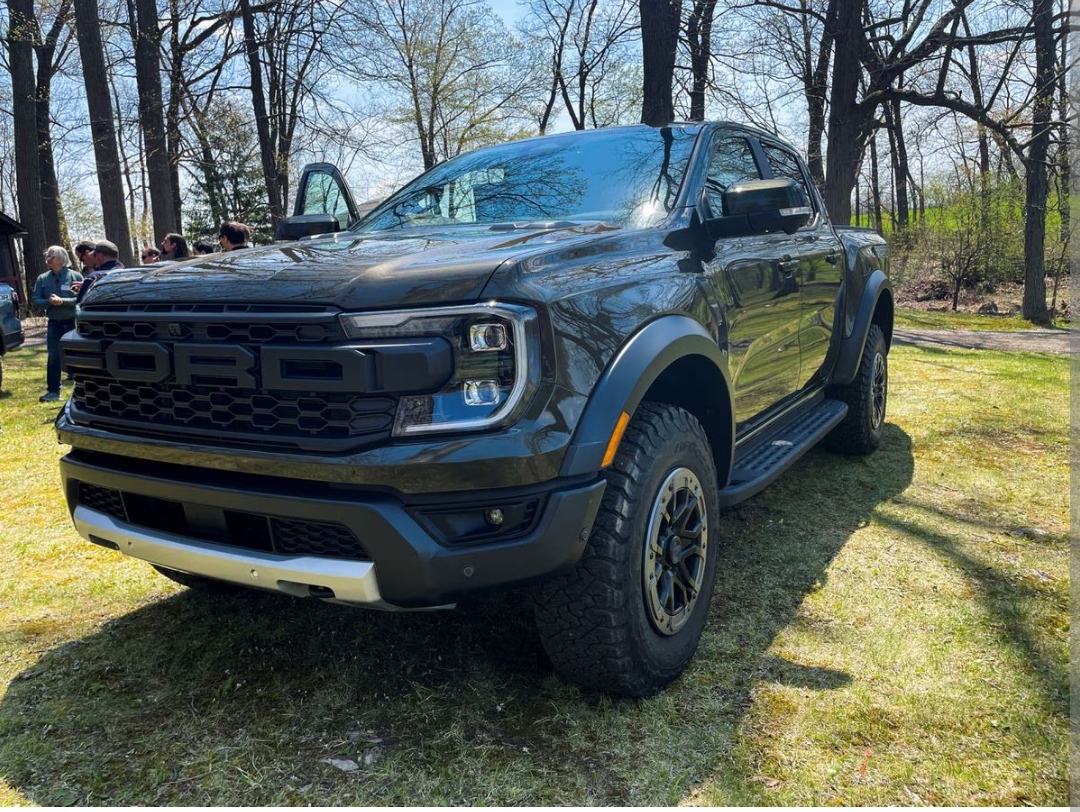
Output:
[
  {"left": 533, "top": 403, "right": 720, "bottom": 697},
  {"left": 827, "top": 323, "right": 888, "bottom": 455}
]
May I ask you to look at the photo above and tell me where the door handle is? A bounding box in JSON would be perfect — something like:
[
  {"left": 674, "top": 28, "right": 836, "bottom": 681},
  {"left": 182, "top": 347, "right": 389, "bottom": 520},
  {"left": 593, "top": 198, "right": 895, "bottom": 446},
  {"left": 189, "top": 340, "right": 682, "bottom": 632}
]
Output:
[
  {"left": 778, "top": 259, "right": 800, "bottom": 275},
  {"left": 825, "top": 251, "right": 841, "bottom": 265}
]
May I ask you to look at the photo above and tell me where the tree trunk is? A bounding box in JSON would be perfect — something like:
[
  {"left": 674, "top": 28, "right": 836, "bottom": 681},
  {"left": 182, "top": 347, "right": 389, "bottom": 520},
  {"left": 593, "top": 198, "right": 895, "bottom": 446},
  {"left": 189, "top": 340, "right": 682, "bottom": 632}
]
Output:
[
  {"left": 640, "top": 0, "right": 681, "bottom": 126},
  {"left": 33, "top": 2, "right": 71, "bottom": 249},
  {"left": 806, "top": 0, "right": 838, "bottom": 190},
  {"left": 822, "top": 0, "right": 869, "bottom": 224},
  {"left": 239, "top": 0, "right": 284, "bottom": 226},
  {"left": 1022, "top": 0, "right": 1053, "bottom": 324},
  {"left": 888, "top": 98, "right": 910, "bottom": 232},
  {"left": 6, "top": 0, "right": 47, "bottom": 290},
  {"left": 869, "top": 131, "right": 882, "bottom": 234},
  {"left": 131, "top": 0, "right": 177, "bottom": 243},
  {"left": 73, "top": 0, "right": 133, "bottom": 266},
  {"left": 686, "top": 0, "right": 716, "bottom": 121}
]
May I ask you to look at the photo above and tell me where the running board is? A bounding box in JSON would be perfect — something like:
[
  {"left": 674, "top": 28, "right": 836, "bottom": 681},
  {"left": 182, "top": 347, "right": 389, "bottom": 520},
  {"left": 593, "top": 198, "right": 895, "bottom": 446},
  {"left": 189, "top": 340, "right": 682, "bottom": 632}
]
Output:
[{"left": 717, "top": 399, "right": 848, "bottom": 507}]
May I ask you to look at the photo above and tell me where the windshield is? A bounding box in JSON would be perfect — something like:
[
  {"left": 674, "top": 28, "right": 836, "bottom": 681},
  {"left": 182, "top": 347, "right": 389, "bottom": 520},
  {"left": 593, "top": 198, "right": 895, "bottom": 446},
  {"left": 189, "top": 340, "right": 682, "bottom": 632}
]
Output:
[{"left": 355, "top": 126, "right": 699, "bottom": 233}]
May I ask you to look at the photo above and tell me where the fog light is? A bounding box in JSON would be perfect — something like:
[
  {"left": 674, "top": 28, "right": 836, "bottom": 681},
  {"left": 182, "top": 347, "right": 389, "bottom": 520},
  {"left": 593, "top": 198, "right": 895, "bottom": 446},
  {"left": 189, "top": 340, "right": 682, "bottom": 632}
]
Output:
[
  {"left": 464, "top": 380, "right": 501, "bottom": 406},
  {"left": 469, "top": 323, "right": 507, "bottom": 351},
  {"left": 485, "top": 508, "right": 504, "bottom": 527}
]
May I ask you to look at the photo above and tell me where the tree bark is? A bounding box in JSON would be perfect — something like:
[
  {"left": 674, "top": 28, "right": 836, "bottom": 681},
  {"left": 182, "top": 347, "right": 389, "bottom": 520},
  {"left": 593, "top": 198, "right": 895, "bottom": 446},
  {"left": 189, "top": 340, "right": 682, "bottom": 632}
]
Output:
[
  {"left": 686, "top": 0, "right": 716, "bottom": 121},
  {"left": 33, "top": 1, "right": 71, "bottom": 250},
  {"left": 73, "top": 0, "right": 134, "bottom": 266},
  {"left": 1022, "top": 0, "right": 1053, "bottom": 324},
  {"left": 239, "top": 0, "right": 284, "bottom": 226},
  {"left": 6, "top": 0, "right": 48, "bottom": 290},
  {"left": 640, "top": 0, "right": 681, "bottom": 126},
  {"left": 130, "top": 0, "right": 178, "bottom": 242},
  {"left": 822, "top": 0, "right": 870, "bottom": 224}
]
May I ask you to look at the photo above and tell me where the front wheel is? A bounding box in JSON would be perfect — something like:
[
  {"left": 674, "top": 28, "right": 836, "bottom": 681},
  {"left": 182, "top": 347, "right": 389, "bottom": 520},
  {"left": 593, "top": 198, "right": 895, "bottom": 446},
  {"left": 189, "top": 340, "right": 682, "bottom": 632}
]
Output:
[{"left": 533, "top": 403, "right": 720, "bottom": 697}]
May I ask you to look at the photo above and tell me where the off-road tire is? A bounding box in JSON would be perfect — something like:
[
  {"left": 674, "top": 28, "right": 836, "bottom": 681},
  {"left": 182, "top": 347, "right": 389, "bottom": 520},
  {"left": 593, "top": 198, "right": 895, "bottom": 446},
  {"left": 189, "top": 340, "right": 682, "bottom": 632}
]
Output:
[
  {"left": 533, "top": 403, "right": 720, "bottom": 697},
  {"left": 826, "top": 323, "right": 888, "bottom": 455},
  {"left": 152, "top": 564, "right": 249, "bottom": 596}
]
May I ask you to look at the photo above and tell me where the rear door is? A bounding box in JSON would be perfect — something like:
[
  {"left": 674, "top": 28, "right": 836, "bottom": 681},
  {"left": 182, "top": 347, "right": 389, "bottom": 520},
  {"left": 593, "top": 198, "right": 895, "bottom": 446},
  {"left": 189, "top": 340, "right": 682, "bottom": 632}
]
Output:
[
  {"left": 700, "top": 131, "right": 802, "bottom": 427},
  {"left": 757, "top": 140, "right": 844, "bottom": 391}
]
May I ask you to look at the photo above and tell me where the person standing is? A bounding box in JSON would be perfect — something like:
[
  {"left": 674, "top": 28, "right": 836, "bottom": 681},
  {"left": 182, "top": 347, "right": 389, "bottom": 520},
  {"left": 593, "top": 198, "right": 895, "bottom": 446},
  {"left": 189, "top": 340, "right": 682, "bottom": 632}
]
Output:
[
  {"left": 218, "top": 221, "right": 253, "bottom": 251},
  {"left": 141, "top": 246, "right": 162, "bottom": 264},
  {"left": 160, "top": 232, "right": 190, "bottom": 260},
  {"left": 74, "top": 240, "right": 125, "bottom": 304},
  {"left": 31, "top": 246, "right": 82, "bottom": 402},
  {"left": 73, "top": 240, "right": 97, "bottom": 273}
]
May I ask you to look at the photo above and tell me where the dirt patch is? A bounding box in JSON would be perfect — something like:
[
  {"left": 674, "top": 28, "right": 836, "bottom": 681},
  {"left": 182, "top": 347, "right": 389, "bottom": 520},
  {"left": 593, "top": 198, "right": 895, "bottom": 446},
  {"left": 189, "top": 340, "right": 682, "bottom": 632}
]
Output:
[
  {"left": 894, "top": 278, "right": 1070, "bottom": 318},
  {"left": 892, "top": 327, "right": 1071, "bottom": 355}
]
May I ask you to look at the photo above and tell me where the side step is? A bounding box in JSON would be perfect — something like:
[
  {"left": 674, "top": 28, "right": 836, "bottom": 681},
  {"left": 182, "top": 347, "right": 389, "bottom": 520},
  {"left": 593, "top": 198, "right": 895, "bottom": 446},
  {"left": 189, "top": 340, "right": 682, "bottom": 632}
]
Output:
[{"left": 717, "top": 398, "right": 848, "bottom": 507}]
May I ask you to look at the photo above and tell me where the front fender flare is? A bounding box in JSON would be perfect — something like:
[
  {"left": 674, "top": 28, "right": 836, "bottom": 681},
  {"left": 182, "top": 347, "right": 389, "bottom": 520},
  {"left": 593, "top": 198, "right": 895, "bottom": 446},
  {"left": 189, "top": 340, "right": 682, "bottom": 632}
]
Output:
[{"left": 559, "top": 315, "right": 733, "bottom": 478}]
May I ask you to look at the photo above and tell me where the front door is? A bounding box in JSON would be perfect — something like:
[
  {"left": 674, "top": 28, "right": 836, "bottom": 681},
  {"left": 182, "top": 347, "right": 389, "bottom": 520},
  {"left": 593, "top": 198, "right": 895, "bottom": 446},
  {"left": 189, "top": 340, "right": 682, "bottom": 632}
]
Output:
[
  {"left": 292, "top": 163, "right": 362, "bottom": 230},
  {"left": 700, "top": 133, "right": 802, "bottom": 426}
]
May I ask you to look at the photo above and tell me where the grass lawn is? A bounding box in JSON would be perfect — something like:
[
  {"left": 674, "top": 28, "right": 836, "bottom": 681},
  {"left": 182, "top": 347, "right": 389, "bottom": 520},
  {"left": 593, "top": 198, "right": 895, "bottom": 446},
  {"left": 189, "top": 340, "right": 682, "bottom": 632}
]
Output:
[{"left": 0, "top": 339, "right": 1069, "bottom": 805}]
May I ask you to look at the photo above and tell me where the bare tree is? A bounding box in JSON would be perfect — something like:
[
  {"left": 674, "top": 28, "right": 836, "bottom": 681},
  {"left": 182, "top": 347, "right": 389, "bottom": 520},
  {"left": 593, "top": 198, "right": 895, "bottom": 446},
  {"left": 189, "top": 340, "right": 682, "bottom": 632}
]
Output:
[
  {"left": 5, "top": 0, "right": 47, "bottom": 285},
  {"left": 344, "top": 0, "right": 534, "bottom": 170},
  {"left": 520, "top": 0, "right": 638, "bottom": 132},
  {"left": 1020, "top": 0, "right": 1054, "bottom": 324},
  {"left": 72, "top": 0, "right": 133, "bottom": 265},
  {"left": 127, "top": 0, "right": 177, "bottom": 239},
  {"left": 640, "top": 0, "right": 681, "bottom": 125}
]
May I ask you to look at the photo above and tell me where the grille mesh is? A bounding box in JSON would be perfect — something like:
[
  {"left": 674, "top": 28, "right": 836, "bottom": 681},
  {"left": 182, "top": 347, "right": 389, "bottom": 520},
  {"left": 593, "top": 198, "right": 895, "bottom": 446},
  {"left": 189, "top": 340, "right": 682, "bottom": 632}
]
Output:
[
  {"left": 76, "top": 483, "right": 369, "bottom": 561},
  {"left": 79, "top": 483, "right": 126, "bottom": 521},
  {"left": 74, "top": 378, "right": 394, "bottom": 439}
]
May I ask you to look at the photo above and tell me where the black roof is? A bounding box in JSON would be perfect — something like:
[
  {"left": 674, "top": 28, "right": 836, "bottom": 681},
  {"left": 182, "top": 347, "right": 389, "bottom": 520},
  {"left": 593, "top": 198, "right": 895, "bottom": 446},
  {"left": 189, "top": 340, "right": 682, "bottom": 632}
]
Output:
[{"left": 0, "top": 212, "right": 25, "bottom": 236}]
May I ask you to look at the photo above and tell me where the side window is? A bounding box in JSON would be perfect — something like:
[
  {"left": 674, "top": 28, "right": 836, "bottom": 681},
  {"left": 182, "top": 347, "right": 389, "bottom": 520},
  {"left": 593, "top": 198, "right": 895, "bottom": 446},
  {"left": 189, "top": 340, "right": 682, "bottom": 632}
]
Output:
[
  {"left": 705, "top": 136, "right": 761, "bottom": 217},
  {"left": 760, "top": 143, "right": 816, "bottom": 213},
  {"left": 301, "top": 170, "right": 353, "bottom": 226}
]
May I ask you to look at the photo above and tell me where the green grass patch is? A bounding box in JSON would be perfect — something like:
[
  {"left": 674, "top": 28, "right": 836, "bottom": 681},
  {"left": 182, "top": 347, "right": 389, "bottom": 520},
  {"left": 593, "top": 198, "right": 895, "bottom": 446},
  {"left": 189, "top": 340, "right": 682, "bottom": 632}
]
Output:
[
  {"left": 894, "top": 307, "right": 1068, "bottom": 331},
  {"left": 0, "top": 340, "right": 1068, "bottom": 805}
]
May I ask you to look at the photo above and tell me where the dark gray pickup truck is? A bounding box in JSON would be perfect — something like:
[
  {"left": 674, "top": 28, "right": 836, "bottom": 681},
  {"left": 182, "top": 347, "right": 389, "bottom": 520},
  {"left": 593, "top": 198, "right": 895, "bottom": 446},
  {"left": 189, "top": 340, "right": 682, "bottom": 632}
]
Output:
[{"left": 58, "top": 122, "right": 891, "bottom": 696}]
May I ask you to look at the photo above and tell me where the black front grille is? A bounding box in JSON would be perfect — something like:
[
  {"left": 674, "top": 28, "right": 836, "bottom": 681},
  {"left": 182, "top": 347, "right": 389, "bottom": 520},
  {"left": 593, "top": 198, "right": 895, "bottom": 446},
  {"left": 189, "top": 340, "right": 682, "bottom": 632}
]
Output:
[
  {"left": 69, "top": 307, "right": 398, "bottom": 452},
  {"left": 76, "top": 483, "right": 370, "bottom": 561},
  {"left": 74, "top": 378, "right": 395, "bottom": 440}
]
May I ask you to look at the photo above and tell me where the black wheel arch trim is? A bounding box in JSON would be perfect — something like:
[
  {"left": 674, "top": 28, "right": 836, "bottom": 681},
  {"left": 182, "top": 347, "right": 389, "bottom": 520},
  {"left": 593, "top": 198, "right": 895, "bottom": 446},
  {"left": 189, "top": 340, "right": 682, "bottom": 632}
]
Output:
[
  {"left": 832, "top": 270, "right": 893, "bottom": 387},
  {"left": 559, "top": 315, "right": 734, "bottom": 478}
]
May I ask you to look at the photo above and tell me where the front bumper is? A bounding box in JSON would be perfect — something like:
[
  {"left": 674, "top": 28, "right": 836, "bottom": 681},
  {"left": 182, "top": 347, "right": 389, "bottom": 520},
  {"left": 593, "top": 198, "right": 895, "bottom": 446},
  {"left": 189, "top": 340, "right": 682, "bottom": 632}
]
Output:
[{"left": 60, "top": 450, "right": 606, "bottom": 608}]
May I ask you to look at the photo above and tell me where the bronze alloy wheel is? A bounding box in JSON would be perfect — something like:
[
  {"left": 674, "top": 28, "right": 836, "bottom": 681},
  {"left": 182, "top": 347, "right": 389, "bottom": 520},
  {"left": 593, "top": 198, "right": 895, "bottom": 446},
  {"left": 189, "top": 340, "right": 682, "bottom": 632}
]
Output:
[
  {"left": 871, "top": 350, "right": 888, "bottom": 430},
  {"left": 643, "top": 466, "right": 709, "bottom": 636}
]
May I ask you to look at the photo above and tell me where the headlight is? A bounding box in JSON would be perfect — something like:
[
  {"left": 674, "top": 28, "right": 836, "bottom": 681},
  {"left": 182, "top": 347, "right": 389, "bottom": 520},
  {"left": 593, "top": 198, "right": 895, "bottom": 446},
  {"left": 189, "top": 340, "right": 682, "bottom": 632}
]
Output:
[{"left": 339, "top": 302, "right": 539, "bottom": 436}]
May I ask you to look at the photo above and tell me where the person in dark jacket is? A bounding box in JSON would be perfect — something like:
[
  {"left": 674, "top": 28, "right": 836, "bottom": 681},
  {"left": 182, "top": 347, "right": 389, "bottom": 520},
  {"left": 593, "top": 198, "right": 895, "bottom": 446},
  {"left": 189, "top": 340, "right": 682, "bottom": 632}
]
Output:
[
  {"left": 218, "top": 221, "right": 252, "bottom": 251},
  {"left": 32, "top": 245, "right": 83, "bottom": 402},
  {"left": 74, "top": 240, "right": 125, "bottom": 304}
]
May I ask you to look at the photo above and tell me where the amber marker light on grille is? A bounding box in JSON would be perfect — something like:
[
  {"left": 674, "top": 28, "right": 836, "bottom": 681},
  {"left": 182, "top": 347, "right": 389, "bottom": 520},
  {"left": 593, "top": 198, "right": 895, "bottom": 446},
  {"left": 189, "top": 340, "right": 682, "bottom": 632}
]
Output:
[{"left": 601, "top": 411, "right": 631, "bottom": 468}]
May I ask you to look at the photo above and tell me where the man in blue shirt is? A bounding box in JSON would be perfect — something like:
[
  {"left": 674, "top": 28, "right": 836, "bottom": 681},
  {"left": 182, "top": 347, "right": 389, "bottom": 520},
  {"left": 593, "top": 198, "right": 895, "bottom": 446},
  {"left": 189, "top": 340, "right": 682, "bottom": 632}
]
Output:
[
  {"left": 31, "top": 245, "right": 83, "bottom": 402},
  {"left": 74, "top": 240, "right": 125, "bottom": 304}
]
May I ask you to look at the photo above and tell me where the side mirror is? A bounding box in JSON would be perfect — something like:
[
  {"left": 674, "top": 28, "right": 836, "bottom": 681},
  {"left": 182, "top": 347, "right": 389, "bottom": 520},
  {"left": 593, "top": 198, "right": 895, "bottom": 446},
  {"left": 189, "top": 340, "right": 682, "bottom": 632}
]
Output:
[
  {"left": 721, "top": 178, "right": 812, "bottom": 235},
  {"left": 276, "top": 213, "right": 340, "bottom": 242}
]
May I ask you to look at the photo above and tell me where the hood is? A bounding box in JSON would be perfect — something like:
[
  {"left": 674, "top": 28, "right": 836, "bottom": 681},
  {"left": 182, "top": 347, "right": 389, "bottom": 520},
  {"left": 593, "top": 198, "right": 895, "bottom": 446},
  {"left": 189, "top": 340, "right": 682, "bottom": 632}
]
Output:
[{"left": 83, "top": 223, "right": 620, "bottom": 311}]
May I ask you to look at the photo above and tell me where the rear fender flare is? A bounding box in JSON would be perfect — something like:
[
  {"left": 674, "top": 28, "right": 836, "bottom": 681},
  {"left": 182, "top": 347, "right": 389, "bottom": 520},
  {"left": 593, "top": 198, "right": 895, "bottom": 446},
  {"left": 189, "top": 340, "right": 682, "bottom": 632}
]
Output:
[
  {"left": 832, "top": 271, "right": 893, "bottom": 386},
  {"left": 559, "top": 315, "right": 734, "bottom": 478}
]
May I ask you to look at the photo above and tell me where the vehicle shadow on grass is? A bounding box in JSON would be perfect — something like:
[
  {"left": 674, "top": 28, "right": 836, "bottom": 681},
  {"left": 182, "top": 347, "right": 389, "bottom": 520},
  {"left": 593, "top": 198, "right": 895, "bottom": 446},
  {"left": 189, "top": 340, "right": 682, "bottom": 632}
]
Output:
[{"left": 0, "top": 426, "right": 914, "bottom": 806}]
